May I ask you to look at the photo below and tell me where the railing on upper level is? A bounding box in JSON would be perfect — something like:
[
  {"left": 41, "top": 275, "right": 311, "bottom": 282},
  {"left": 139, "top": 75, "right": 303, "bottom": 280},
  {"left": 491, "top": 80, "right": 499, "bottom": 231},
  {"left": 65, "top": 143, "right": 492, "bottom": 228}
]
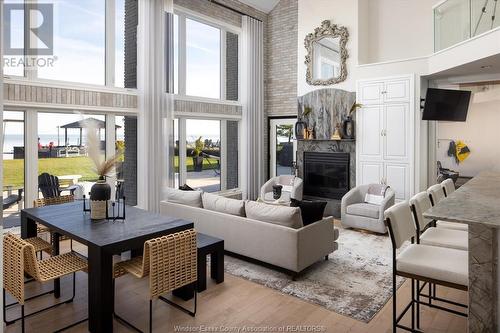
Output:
[{"left": 434, "top": 0, "right": 499, "bottom": 52}]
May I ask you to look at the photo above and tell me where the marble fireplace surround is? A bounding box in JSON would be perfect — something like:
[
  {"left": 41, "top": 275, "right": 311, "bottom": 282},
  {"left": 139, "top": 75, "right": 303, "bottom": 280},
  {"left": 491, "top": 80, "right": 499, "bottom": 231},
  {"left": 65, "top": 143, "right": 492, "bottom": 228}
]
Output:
[{"left": 297, "top": 88, "right": 356, "bottom": 217}]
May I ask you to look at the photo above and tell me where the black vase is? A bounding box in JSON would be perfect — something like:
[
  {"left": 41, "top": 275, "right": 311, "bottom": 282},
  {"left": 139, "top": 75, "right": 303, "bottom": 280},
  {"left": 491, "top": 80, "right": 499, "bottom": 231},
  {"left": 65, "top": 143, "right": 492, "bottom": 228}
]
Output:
[
  {"left": 90, "top": 177, "right": 111, "bottom": 220},
  {"left": 295, "top": 120, "right": 306, "bottom": 140},
  {"left": 342, "top": 116, "right": 355, "bottom": 139},
  {"left": 272, "top": 184, "right": 283, "bottom": 200}
]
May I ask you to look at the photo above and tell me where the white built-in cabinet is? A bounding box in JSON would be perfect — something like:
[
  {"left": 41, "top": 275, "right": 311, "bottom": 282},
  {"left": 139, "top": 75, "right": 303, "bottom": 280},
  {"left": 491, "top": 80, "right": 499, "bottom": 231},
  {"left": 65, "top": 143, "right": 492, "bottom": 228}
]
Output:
[{"left": 356, "top": 75, "right": 415, "bottom": 201}]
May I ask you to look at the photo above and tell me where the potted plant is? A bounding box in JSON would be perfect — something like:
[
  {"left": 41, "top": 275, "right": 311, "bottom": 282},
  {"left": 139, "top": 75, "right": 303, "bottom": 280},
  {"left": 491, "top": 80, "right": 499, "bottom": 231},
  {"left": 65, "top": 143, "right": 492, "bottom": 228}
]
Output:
[{"left": 191, "top": 136, "right": 204, "bottom": 172}]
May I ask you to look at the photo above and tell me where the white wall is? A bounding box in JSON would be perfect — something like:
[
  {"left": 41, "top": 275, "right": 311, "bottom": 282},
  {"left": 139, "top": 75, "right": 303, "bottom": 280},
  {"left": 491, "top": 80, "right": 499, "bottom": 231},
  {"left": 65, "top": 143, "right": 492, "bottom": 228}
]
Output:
[
  {"left": 360, "top": 0, "right": 436, "bottom": 64},
  {"left": 437, "top": 84, "right": 500, "bottom": 177},
  {"left": 297, "top": 0, "right": 434, "bottom": 96}
]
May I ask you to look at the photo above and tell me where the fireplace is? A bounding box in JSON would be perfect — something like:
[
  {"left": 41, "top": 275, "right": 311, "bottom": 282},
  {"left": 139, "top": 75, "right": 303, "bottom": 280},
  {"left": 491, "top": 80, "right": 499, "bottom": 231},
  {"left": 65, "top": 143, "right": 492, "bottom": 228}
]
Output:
[{"left": 303, "top": 152, "right": 350, "bottom": 200}]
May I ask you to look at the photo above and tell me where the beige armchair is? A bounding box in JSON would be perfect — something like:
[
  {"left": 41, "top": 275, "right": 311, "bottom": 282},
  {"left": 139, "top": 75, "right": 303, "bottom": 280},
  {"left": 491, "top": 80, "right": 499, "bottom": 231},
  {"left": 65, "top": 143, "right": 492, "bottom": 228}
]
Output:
[
  {"left": 341, "top": 184, "right": 395, "bottom": 234},
  {"left": 260, "top": 175, "right": 303, "bottom": 202}
]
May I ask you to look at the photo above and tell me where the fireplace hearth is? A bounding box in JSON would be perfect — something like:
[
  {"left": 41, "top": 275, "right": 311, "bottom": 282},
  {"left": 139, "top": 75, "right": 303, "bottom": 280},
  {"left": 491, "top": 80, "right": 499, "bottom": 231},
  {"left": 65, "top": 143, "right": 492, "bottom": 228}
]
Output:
[{"left": 303, "top": 152, "right": 350, "bottom": 200}]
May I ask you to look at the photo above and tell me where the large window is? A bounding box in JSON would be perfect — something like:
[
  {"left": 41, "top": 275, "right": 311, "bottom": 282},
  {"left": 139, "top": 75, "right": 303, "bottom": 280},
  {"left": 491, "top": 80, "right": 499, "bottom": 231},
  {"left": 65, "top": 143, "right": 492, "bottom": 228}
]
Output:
[
  {"left": 37, "top": 113, "right": 107, "bottom": 198},
  {"left": 174, "top": 12, "right": 239, "bottom": 101},
  {"left": 3, "top": 0, "right": 25, "bottom": 76},
  {"left": 37, "top": 1, "right": 105, "bottom": 85},
  {"left": 2, "top": 111, "right": 25, "bottom": 226},
  {"left": 174, "top": 118, "right": 239, "bottom": 193}
]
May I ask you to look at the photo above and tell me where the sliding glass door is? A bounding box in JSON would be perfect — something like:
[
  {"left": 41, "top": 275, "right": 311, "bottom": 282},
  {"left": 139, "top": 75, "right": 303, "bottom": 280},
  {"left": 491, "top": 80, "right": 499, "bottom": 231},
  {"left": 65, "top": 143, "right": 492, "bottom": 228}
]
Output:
[{"left": 269, "top": 117, "right": 297, "bottom": 178}]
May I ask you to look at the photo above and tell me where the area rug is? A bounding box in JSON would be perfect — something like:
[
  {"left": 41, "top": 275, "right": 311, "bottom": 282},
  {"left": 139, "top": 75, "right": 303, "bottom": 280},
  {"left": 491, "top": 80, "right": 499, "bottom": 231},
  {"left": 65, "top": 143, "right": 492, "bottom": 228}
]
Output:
[{"left": 222, "top": 226, "right": 405, "bottom": 323}]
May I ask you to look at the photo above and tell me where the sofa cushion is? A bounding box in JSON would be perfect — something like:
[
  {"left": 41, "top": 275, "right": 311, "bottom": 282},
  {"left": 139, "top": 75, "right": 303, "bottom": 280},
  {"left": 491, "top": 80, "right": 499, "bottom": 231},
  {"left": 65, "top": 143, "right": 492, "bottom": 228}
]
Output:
[
  {"left": 202, "top": 192, "right": 245, "bottom": 217},
  {"left": 245, "top": 201, "right": 303, "bottom": 229},
  {"left": 290, "top": 199, "right": 327, "bottom": 226},
  {"left": 166, "top": 188, "right": 202, "bottom": 208},
  {"left": 346, "top": 203, "right": 380, "bottom": 219}
]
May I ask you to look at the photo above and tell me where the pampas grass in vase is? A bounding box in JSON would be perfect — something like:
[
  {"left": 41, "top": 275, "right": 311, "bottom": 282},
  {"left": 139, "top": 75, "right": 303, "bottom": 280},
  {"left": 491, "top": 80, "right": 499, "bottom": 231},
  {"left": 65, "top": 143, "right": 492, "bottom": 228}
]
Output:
[{"left": 86, "top": 119, "right": 122, "bottom": 220}]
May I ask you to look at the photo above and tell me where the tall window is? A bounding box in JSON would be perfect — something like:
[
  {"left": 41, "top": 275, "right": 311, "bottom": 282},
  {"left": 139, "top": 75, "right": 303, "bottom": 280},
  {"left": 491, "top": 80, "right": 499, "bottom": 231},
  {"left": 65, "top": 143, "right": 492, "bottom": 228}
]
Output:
[
  {"left": 3, "top": 0, "right": 24, "bottom": 76},
  {"left": 37, "top": 1, "right": 106, "bottom": 85},
  {"left": 174, "top": 12, "right": 239, "bottom": 101},
  {"left": 2, "top": 111, "right": 25, "bottom": 225},
  {"left": 115, "top": 0, "right": 126, "bottom": 88}
]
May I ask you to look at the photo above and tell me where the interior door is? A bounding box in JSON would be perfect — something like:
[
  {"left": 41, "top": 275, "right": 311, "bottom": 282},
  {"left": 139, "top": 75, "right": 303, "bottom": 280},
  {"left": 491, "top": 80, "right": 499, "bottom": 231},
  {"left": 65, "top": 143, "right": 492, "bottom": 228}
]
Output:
[
  {"left": 383, "top": 103, "right": 409, "bottom": 160},
  {"left": 358, "top": 105, "right": 383, "bottom": 160},
  {"left": 384, "top": 163, "right": 409, "bottom": 201},
  {"left": 270, "top": 118, "right": 297, "bottom": 178},
  {"left": 358, "top": 161, "right": 383, "bottom": 186}
]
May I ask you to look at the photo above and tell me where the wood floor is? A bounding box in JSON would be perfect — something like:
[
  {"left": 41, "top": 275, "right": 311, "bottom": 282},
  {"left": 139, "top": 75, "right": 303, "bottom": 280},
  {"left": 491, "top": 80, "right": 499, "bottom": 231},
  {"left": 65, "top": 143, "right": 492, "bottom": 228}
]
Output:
[{"left": 4, "top": 240, "right": 467, "bottom": 333}]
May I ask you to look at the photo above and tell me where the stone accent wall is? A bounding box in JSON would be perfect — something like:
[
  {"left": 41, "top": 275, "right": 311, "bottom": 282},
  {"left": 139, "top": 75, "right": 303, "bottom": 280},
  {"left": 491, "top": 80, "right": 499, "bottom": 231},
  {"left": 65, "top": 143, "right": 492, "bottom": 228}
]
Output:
[
  {"left": 226, "top": 120, "right": 239, "bottom": 189},
  {"left": 3, "top": 83, "right": 137, "bottom": 109},
  {"left": 265, "top": 0, "right": 298, "bottom": 117},
  {"left": 226, "top": 31, "right": 239, "bottom": 101},
  {"left": 123, "top": 116, "right": 138, "bottom": 205},
  {"left": 174, "top": 99, "right": 242, "bottom": 116},
  {"left": 124, "top": 0, "right": 138, "bottom": 89}
]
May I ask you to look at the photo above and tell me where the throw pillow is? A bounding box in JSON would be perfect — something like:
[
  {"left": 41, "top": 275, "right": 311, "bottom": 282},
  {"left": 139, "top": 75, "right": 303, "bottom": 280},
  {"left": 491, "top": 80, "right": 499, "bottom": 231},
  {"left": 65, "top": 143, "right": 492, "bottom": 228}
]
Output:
[
  {"left": 179, "top": 184, "right": 195, "bottom": 191},
  {"left": 202, "top": 192, "right": 245, "bottom": 217},
  {"left": 166, "top": 187, "right": 202, "bottom": 208},
  {"left": 245, "top": 201, "right": 303, "bottom": 229},
  {"left": 290, "top": 199, "right": 327, "bottom": 226}
]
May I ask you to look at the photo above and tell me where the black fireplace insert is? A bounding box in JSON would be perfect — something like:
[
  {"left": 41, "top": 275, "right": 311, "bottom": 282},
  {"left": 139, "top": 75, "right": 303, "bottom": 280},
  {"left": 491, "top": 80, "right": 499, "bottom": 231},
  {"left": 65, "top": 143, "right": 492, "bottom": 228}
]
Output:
[{"left": 303, "top": 152, "right": 350, "bottom": 200}]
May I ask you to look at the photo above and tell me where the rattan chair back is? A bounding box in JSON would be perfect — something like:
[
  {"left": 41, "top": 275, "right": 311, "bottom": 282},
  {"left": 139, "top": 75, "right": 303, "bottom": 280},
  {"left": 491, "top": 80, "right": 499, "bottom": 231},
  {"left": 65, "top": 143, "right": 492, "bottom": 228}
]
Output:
[
  {"left": 146, "top": 229, "right": 197, "bottom": 298},
  {"left": 3, "top": 234, "right": 39, "bottom": 304},
  {"left": 33, "top": 195, "right": 74, "bottom": 208}
]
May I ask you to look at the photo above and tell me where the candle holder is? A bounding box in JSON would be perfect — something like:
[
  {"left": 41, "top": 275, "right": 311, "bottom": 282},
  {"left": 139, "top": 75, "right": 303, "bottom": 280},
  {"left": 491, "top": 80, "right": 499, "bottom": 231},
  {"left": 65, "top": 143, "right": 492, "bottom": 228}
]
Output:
[{"left": 83, "top": 195, "right": 126, "bottom": 222}]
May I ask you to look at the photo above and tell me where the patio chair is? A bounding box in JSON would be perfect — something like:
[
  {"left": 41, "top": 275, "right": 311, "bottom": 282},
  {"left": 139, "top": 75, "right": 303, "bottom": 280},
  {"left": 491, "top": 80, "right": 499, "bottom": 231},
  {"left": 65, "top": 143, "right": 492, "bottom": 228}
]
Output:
[
  {"left": 38, "top": 173, "right": 78, "bottom": 199},
  {"left": 3, "top": 188, "right": 23, "bottom": 211}
]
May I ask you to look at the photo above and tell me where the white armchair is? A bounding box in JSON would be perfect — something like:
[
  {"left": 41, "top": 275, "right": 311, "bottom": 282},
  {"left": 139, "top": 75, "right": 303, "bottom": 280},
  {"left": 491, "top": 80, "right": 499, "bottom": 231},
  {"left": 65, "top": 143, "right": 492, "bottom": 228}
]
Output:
[
  {"left": 260, "top": 175, "right": 303, "bottom": 202},
  {"left": 341, "top": 184, "right": 395, "bottom": 234}
]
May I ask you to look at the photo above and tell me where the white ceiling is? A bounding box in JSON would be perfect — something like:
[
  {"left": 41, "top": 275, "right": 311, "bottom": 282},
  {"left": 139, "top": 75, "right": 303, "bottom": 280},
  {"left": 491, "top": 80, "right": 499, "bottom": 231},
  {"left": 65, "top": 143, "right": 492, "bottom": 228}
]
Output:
[
  {"left": 426, "top": 54, "right": 500, "bottom": 80},
  {"left": 238, "top": 0, "right": 280, "bottom": 13}
]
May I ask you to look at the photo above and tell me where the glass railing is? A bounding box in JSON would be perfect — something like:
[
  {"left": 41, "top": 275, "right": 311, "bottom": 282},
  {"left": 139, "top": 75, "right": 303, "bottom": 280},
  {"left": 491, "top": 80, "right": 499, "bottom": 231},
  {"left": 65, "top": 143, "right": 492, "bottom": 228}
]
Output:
[{"left": 434, "top": 0, "right": 500, "bottom": 52}]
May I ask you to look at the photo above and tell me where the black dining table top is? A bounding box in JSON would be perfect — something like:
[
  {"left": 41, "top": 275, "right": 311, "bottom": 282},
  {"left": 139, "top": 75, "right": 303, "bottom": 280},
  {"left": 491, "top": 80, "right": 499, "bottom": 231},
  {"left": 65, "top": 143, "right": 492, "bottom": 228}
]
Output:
[{"left": 22, "top": 201, "right": 193, "bottom": 248}]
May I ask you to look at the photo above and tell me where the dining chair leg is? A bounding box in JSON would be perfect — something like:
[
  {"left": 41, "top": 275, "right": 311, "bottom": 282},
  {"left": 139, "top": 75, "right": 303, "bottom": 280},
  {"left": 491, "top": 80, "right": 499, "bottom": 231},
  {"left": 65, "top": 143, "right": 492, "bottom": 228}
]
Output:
[
  {"left": 416, "top": 280, "right": 421, "bottom": 329},
  {"left": 411, "top": 279, "right": 415, "bottom": 330},
  {"left": 149, "top": 299, "right": 153, "bottom": 333},
  {"left": 392, "top": 272, "right": 396, "bottom": 333}
]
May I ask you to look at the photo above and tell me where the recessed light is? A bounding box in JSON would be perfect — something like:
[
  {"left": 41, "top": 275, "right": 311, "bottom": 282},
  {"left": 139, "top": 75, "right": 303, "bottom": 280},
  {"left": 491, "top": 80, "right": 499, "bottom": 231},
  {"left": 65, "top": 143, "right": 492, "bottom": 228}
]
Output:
[{"left": 481, "top": 65, "right": 493, "bottom": 69}]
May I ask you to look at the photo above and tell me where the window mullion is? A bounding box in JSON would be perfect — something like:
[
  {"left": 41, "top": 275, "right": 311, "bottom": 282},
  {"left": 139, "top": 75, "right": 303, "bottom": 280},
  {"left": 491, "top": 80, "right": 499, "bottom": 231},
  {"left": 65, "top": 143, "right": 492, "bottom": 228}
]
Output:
[{"left": 220, "top": 29, "right": 226, "bottom": 101}]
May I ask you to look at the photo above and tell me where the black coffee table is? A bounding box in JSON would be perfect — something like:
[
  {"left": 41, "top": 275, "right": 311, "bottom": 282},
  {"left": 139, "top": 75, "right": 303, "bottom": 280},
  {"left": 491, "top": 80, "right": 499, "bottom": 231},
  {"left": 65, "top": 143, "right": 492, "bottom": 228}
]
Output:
[{"left": 173, "top": 233, "right": 224, "bottom": 299}]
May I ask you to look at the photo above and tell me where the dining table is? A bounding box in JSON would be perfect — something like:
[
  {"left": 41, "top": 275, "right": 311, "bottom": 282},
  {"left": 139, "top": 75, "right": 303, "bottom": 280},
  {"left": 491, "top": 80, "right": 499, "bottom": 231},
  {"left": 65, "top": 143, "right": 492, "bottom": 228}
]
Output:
[
  {"left": 424, "top": 170, "right": 500, "bottom": 333},
  {"left": 21, "top": 201, "right": 194, "bottom": 333}
]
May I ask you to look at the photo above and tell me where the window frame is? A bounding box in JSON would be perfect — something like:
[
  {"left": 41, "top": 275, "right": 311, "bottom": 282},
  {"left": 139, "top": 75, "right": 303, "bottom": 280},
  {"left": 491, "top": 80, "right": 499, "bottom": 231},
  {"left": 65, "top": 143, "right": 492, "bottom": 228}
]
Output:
[
  {"left": 2, "top": 0, "right": 131, "bottom": 91},
  {"left": 174, "top": 7, "right": 242, "bottom": 104}
]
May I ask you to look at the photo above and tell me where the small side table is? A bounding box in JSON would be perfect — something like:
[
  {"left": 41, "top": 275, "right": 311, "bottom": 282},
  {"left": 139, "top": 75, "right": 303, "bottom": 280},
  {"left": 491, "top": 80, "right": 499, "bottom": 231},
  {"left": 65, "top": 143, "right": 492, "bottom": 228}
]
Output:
[{"left": 173, "top": 233, "right": 224, "bottom": 300}]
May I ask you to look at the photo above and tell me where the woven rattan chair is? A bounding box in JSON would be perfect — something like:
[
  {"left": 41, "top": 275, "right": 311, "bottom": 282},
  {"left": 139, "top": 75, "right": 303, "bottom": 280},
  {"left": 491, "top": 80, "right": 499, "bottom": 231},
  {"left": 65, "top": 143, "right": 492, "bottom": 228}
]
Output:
[
  {"left": 113, "top": 229, "right": 198, "bottom": 332},
  {"left": 34, "top": 195, "right": 78, "bottom": 252},
  {"left": 3, "top": 233, "right": 88, "bottom": 332}
]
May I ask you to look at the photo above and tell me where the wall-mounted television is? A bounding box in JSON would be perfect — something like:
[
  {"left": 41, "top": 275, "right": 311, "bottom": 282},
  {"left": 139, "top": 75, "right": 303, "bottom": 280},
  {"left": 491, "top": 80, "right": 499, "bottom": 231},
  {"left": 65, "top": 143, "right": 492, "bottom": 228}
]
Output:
[{"left": 422, "top": 88, "right": 471, "bottom": 121}]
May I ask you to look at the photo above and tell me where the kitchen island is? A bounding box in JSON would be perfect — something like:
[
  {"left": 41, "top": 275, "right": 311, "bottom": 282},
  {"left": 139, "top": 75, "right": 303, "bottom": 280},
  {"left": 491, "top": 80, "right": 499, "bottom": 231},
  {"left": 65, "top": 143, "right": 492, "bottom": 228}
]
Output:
[{"left": 424, "top": 170, "right": 500, "bottom": 333}]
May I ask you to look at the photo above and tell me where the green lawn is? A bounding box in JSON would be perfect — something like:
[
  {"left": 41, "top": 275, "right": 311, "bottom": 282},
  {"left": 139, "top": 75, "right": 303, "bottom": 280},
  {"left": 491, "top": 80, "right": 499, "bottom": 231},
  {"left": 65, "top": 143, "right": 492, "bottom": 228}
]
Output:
[
  {"left": 3, "top": 155, "right": 220, "bottom": 188},
  {"left": 3, "top": 156, "right": 99, "bottom": 188}
]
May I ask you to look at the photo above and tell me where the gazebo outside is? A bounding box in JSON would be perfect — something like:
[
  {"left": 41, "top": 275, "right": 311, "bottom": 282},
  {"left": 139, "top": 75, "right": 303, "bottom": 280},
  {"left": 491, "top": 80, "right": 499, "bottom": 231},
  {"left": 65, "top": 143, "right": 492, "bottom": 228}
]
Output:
[{"left": 60, "top": 118, "right": 121, "bottom": 147}]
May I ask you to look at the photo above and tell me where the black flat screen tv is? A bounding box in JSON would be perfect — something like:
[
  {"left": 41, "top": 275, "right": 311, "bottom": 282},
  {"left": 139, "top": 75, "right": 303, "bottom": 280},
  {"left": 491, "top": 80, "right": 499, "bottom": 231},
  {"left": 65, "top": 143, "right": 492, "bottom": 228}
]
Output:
[{"left": 422, "top": 88, "right": 471, "bottom": 121}]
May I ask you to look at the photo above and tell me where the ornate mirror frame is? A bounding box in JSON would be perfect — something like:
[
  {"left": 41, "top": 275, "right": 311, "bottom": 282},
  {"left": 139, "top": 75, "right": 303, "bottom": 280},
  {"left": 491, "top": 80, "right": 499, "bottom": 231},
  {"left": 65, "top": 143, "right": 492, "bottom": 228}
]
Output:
[{"left": 304, "top": 20, "right": 349, "bottom": 86}]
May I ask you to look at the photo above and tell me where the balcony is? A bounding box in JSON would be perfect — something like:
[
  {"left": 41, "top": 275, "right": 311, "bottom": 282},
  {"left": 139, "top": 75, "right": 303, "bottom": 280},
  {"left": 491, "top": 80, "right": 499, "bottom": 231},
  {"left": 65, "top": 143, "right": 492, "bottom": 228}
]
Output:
[{"left": 434, "top": 0, "right": 500, "bottom": 52}]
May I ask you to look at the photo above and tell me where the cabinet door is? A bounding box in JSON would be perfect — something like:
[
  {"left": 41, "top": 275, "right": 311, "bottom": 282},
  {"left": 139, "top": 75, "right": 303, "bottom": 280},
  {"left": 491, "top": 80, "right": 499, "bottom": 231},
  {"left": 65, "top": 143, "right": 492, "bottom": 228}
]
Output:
[
  {"left": 383, "top": 103, "right": 409, "bottom": 161},
  {"left": 358, "top": 81, "right": 384, "bottom": 105},
  {"left": 358, "top": 161, "right": 383, "bottom": 186},
  {"left": 384, "top": 78, "right": 410, "bottom": 103},
  {"left": 384, "top": 163, "right": 410, "bottom": 201},
  {"left": 358, "top": 105, "right": 383, "bottom": 160}
]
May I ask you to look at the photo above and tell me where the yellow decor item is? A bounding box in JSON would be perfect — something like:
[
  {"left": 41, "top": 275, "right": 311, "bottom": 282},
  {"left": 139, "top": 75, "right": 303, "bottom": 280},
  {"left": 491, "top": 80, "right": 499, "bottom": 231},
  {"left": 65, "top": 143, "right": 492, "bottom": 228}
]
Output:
[
  {"left": 331, "top": 123, "right": 342, "bottom": 140},
  {"left": 455, "top": 140, "right": 471, "bottom": 163}
]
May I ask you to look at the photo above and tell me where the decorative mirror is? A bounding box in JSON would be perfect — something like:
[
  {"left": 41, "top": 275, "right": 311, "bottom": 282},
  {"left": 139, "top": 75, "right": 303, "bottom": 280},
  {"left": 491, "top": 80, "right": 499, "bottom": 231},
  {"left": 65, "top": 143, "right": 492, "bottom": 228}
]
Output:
[{"left": 305, "top": 20, "right": 349, "bottom": 85}]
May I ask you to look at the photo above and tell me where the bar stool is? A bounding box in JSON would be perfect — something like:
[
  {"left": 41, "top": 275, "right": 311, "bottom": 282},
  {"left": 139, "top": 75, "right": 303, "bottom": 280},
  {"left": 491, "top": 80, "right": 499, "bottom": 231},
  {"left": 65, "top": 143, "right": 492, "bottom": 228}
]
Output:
[
  {"left": 410, "top": 192, "right": 467, "bottom": 251},
  {"left": 3, "top": 234, "right": 88, "bottom": 333},
  {"left": 113, "top": 229, "right": 198, "bottom": 333},
  {"left": 427, "top": 184, "right": 468, "bottom": 232},
  {"left": 441, "top": 178, "right": 456, "bottom": 197},
  {"left": 384, "top": 202, "right": 468, "bottom": 332}
]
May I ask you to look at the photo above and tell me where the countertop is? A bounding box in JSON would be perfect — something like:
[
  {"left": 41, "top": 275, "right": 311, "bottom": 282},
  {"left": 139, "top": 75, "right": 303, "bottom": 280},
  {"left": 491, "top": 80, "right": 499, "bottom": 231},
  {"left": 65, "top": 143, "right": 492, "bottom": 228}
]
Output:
[{"left": 424, "top": 170, "right": 500, "bottom": 228}]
